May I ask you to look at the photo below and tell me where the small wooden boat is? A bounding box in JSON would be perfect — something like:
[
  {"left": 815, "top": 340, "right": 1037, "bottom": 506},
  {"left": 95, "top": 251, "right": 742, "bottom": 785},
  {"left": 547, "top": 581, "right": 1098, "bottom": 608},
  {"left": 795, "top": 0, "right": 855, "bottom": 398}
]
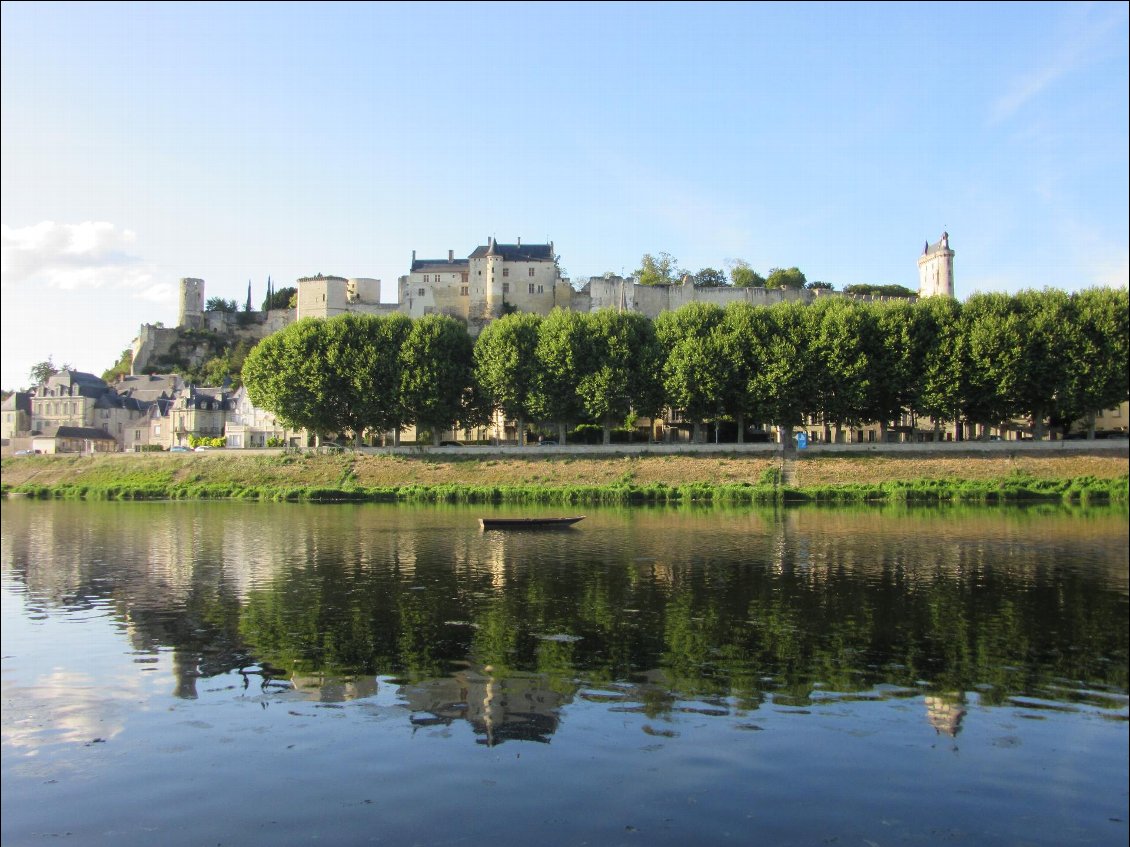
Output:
[{"left": 479, "top": 516, "right": 585, "bottom": 530}]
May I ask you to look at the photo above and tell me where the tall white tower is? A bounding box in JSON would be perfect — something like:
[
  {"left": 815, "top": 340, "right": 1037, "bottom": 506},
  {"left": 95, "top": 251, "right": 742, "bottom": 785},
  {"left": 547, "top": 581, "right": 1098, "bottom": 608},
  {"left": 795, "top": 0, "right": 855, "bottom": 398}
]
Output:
[
  {"left": 917, "top": 233, "right": 954, "bottom": 298},
  {"left": 178, "top": 278, "right": 205, "bottom": 327}
]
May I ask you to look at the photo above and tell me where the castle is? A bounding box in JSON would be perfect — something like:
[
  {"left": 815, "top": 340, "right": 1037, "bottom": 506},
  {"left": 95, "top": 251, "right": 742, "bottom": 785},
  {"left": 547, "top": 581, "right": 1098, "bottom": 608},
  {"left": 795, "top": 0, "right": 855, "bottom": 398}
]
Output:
[{"left": 130, "top": 234, "right": 955, "bottom": 374}]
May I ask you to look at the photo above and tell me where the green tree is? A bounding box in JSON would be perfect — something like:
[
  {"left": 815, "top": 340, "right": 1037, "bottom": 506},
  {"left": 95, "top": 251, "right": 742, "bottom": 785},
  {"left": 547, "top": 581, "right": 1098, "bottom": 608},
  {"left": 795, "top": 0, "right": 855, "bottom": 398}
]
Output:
[
  {"left": 101, "top": 349, "right": 134, "bottom": 382},
  {"left": 864, "top": 301, "right": 926, "bottom": 441},
  {"left": 843, "top": 283, "right": 916, "bottom": 298},
  {"left": 806, "top": 298, "right": 877, "bottom": 441},
  {"left": 29, "top": 358, "right": 62, "bottom": 386},
  {"left": 320, "top": 313, "right": 413, "bottom": 446},
  {"left": 695, "top": 267, "right": 728, "bottom": 287},
  {"left": 577, "top": 310, "right": 664, "bottom": 444},
  {"left": 399, "top": 314, "right": 475, "bottom": 446},
  {"left": 719, "top": 303, "right": 774, "bottom": 442},
  {"left": 655, "top": 303, "right": 729, "bottom": 443},
  {"left": 530, "top": 308, "right": 594, "bottom": 443},
  {"left": 635, "top": 252, "right": 683, "bottom": 287},
  {"left": 1061, "top": 287, "right": 1129, "bottom": 438},
  {"left": 205, "top": 297, "right": 237, "bottom": 313},
  {"left": 1012, "top": 289, "right": 1075, "bottom": 440},
  {"left": 961, "top": 292, "right": 1024, "bottom": 438},
  {"left": 914, "top": 297, "right": 966, "bottom": 441},
  {"left": 474, "top": 313, "right": 543, "bottom": 445},
  {"left": 729, "top": 260, "right": 766, "bottom": 288},
  {"left": 242, "top": 319, "right": 343, "bottom": 443},
  {"left": 806, "top": 280, "right": 834, "bottom": 291},
  {"left": 262, "top": 286, "right": 297, "bottom": 311},
  {"left": 765, "top": 267, "right": 807, "bottom": 290}
]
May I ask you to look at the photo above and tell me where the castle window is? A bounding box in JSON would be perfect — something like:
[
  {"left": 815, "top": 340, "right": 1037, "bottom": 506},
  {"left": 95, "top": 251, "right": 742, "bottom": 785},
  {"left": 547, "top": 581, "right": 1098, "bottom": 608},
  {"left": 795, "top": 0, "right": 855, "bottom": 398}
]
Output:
[
  {"left": 502, "top": 283, "right": 510, "bottom": 294},
  {"left": 460, "top": 286, "right": 469, "bottom": 296},
  {"left": 423, "top": 275, "right": 429, "bottom": 283},
  {"left": 528, "top": 268, "right": 535, "bottom": 277},
  {"left": 461, "top": 273, "right": 469, "bottom": 283},
  {"left": 418, "top": 288, "right": 425, "bottom": 296},
  {"left": 528, "top": 283, "right": 535, "bottom": 294},
  {"left": 503, "top": 268, "right": 509, "bottom": 278},
  {"left": 538, "top": 285, "right": 544, "bottom": 294}
]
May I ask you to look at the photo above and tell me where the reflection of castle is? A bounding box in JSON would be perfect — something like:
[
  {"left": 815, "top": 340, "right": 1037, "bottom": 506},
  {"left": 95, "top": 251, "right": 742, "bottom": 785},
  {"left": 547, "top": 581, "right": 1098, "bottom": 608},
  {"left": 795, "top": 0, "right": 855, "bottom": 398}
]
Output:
[
  {"left": 926, "top": 694, "right": 966, "bottom": 739},
  {"left": 400, "top": 665, "right": 570, "bottom": 746}
]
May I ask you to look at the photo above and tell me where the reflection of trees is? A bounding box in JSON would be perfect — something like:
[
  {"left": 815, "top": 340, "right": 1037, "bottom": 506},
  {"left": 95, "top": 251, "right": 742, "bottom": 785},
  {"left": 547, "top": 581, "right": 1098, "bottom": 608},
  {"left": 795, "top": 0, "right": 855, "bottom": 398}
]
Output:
[{"left": 4, "top": 501, "right": 1127, "bottom": 716}]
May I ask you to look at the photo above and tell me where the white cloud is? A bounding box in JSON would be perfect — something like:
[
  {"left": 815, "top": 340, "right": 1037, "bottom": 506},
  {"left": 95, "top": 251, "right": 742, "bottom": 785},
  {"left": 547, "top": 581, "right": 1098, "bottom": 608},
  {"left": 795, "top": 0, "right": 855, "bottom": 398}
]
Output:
[
  {"left": 1, "top": 220, "right": 156, "bottom": 291},
  {"left": 991, "top": 7, "right": 1125, "bottom": 123}
]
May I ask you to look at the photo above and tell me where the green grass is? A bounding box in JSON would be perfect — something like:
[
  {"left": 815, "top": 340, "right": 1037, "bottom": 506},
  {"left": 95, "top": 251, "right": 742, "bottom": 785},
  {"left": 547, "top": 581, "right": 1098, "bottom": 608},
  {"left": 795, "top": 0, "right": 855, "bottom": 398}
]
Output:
[{"left": 4, "top": 473, "right": 1126, "bottom": 505}]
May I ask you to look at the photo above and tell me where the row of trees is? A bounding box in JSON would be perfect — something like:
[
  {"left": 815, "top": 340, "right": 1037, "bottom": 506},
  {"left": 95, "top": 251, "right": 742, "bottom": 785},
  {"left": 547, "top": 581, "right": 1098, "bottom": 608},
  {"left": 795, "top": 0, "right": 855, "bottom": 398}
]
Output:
[
  {"left": 242, "top": 288, "right": 1128, "bottom": 446},
  {"left": 633, "top": 253, "right": 821, "bottom": 290},
  {"left": 634, "top": 254, "right": 916, "bottom": 294}
]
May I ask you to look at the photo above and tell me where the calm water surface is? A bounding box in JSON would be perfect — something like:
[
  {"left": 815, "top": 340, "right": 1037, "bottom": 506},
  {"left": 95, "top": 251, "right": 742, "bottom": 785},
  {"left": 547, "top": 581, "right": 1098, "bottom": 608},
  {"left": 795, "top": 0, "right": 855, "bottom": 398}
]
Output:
[{"left": 2, "top": 500, "right": 1127, "bottom": 846}]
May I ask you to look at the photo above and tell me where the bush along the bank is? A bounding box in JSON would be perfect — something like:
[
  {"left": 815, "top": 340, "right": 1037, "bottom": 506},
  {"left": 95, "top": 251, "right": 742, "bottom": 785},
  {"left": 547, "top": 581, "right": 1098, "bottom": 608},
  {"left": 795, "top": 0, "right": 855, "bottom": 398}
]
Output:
[{"left": 5, "top": 474, "right": 1126, "bottom": 505}]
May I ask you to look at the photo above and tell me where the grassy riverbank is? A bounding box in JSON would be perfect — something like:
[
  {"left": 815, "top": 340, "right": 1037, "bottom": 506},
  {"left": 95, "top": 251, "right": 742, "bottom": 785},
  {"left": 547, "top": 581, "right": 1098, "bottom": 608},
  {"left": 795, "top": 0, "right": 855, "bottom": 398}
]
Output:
[{"left": 2, "top": 449, "right": 1127, "bottom": 504}]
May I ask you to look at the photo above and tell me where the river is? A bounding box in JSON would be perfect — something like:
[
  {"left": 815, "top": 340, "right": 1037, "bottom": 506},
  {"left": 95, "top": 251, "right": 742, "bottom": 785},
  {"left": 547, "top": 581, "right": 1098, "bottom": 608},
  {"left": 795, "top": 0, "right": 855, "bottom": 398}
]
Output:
[{"left": 2, "top": 500, "right": 1127, "bottom": 846}]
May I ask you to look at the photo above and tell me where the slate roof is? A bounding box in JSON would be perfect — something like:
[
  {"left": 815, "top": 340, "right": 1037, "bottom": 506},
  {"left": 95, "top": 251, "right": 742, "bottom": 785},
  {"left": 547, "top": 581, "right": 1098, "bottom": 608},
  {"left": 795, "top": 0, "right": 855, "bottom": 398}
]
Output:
[
  {"left": 39, "top": 370, "right": 110, "bottom": 398},
  {"left": 467, "top": 242, "right": 554, "bottom": 262},
  {"left": 40, "top": 425, "right": 117, "bottom": 441},
  {"left": 411, "top": 258, "right": 470, "bottom": 273},
  {"left": 1, "top": 392, "right": 32, "bottom": 414},
  {"left": 923, "top": 232, "right": 951, "bottom": 256}
]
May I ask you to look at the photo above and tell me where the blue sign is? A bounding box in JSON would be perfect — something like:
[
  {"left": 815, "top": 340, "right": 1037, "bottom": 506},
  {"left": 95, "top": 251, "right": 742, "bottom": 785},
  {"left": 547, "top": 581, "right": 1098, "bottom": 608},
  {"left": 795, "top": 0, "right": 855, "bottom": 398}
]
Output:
[{"left": 796, "top": 432, "right": 808, "bottom": 450}]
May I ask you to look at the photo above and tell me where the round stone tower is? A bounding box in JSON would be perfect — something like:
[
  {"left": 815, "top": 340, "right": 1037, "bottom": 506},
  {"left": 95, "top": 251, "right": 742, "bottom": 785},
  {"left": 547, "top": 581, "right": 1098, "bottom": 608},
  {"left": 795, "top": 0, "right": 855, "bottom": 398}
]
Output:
[
  {"left": 178, "top": 278, "right": 205, "bottom": 327},
  {"left": 917, "top": 233, "right": 954, "bottom": 298}
]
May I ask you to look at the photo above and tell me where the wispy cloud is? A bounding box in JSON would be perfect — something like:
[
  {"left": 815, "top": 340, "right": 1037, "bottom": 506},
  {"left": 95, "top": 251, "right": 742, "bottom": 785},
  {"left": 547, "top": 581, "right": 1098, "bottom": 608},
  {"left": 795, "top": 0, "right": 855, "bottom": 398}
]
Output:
[
  {"left": 991, "top": 7, "right": 1126, "bottom": 123},
  {"left": 1, "top": 221, "right": 159, "bottom": 293}
]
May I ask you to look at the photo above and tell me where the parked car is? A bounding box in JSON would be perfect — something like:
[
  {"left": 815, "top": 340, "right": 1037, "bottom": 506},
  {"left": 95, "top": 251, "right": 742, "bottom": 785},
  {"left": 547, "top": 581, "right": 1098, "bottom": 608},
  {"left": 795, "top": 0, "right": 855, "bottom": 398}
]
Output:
[
  {"left": 538, "top": 439, "right": 558, "bottom": 446},
  {"left": 169, "top": 446, "right": 190, "bottom": 452},
  {"left": 193, "top": 445, "right": 212, "bottom": 452},
  {"left": 13, "top": 449, "right": 38, "bottom": 456},
  {"left": 440, "top": 440, "right": 463, "bottom": 447}
]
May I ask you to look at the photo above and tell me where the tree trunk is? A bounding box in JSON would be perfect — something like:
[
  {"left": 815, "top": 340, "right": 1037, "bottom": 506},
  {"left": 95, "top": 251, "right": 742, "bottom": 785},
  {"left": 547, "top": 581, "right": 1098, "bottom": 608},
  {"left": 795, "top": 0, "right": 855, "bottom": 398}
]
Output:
[
  {"left": 1087, "top": 411, "right": 1097, "bottom": 440},
  {"left": 692, "top": 421, "right": 703, "bottom": 443},
  {"left": 879, "top": 420, "right": 888, "bottom": 442},
  {"left": 517, "top": 415, "right": 526, "bottom": 446},
  {"left": 558, "top": 422, "right": 567, "bottom": 444},
  {"left": 834, "top": 423, "right": 843, "bottom": 444},
  {"left": 432, "top": 426, "right": 442, "bottom": 447},
  {"left": 392, "top": 427, "right": 401, "bottom": 447},
  {"left": 1032, "top": 408, "right": 1045, "bottom": 441},
  {"left": 933, "top": 419, "right": 941, "bottom": 442},
  {"left": 736, "top": 412, "right": 745, "bottom": 444},
  {"left": 602, "top": 417, "right": 612, "bottom": 445},
  {"left": 780, "top": 424, "right": 794, "bottom": 451}
]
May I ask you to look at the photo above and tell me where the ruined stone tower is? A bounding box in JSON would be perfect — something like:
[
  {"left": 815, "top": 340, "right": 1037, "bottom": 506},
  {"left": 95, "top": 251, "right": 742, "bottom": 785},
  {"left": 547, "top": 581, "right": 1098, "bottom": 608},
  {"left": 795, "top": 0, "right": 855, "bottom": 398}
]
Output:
[{"left": 178, "top": 278, "right": 205, "bottom": 328}]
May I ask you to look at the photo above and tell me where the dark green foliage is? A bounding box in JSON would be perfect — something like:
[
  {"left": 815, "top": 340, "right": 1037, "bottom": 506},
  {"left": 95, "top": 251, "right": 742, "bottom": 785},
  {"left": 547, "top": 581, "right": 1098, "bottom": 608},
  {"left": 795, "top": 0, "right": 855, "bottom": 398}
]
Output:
[
  {"left": 843, "top": 283, "right": 916, "bottom": 298},
  {"left": 765, "top": 267, "right": 807, "bottom": 289},
  {"left": 205, "top": 297, "right": 238, "bottom": 313},
  {"left": 474, "top": 313, "right": 543, "bottom": 445},
  {"left": 655, "top": 303, "right": 729, "bottom": 441},
  {"left": 101, "top": 348, "right": 134, "bottom": 382},
  {"left": 729, "top": 261, "right": 766, "bottom": 288},
  {"left": 400, "top": 314, "right": 476, "bottom": 446},
  {"left": 262, "top": 286, "right": 297, "bottom": 311}
]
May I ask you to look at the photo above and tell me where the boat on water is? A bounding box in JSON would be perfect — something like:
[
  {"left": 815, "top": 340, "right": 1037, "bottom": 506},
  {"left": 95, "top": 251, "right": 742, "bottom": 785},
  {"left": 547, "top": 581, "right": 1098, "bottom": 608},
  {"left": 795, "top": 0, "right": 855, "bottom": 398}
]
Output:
[{"left": 479, "top": 516, "right": 585, "bottom": 530}]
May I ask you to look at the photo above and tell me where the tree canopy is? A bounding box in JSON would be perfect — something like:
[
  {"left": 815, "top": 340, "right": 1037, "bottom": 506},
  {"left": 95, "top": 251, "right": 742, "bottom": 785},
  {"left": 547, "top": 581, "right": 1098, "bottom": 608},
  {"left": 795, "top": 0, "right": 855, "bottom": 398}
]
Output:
[
  {"left": 765, "top": 267, "right": 807, "bottom": 289},
  {"left": 635, "top": 253, "right": 684, "bottom": 287}
]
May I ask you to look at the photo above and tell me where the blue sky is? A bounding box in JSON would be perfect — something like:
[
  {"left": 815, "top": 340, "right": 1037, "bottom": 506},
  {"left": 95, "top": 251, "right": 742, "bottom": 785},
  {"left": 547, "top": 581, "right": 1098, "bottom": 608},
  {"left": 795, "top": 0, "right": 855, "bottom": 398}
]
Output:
[{"left": 2, "top": 1, "right": 1127, "bottom": 389}]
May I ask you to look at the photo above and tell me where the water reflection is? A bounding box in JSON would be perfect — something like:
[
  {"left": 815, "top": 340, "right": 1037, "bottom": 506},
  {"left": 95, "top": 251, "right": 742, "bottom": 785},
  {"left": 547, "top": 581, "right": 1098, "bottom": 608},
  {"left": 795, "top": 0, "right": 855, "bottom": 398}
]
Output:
[{"left": 2, "top": 500, "right": 1127, "bottom": 750}]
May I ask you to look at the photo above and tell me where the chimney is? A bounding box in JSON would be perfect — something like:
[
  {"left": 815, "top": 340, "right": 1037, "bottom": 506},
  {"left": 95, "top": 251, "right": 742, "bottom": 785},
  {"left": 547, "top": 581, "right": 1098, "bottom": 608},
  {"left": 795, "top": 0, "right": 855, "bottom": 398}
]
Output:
[
  {"left": 412, "top": 250, "right": 416, "bottom": 263},
  {"left": 448, "top": 249, "right": 454, "bottom": 262},
  {"left": 517, "top": 236, "right": 521, "bottom": 247}
]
